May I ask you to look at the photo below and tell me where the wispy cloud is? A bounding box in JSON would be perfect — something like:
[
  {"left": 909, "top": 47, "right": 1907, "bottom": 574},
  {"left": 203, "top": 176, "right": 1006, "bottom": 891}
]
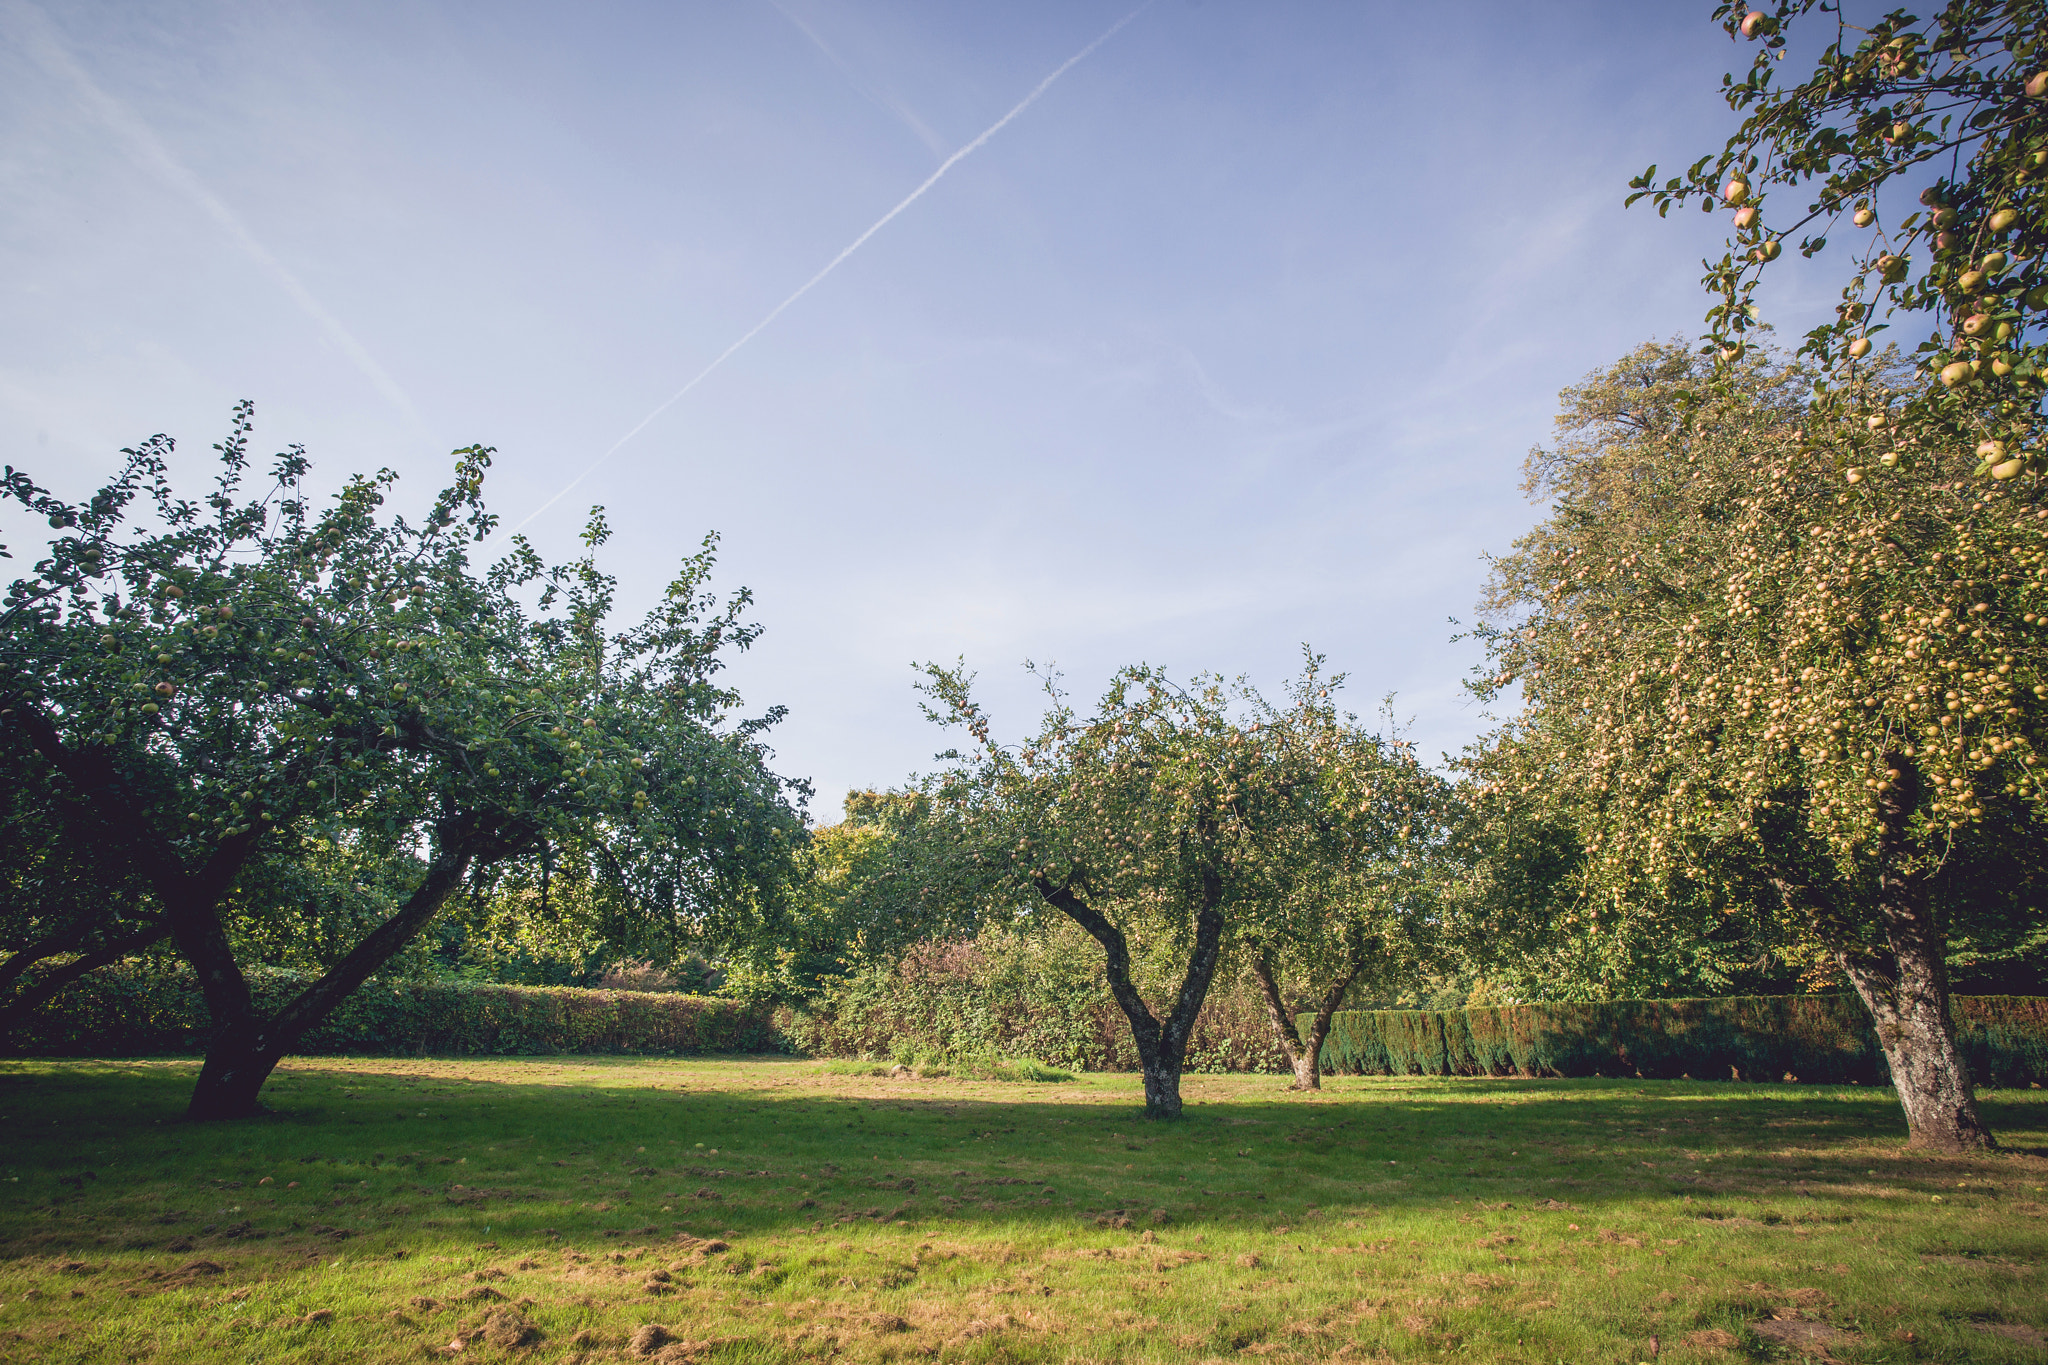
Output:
[
  {"left": 764, "top": 0, "right": 949, "bottom": 157},
  {"left": 503, "top": 0, "right": 1157, "bottom": 539},
  {"left": 2, "top": 0, "right": 422, "bottom": 425}
]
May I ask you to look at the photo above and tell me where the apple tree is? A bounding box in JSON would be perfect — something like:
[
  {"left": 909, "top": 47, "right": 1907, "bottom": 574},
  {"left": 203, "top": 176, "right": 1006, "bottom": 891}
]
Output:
[
  {"left": 1229, "top": 672, "right": 1463, "bottom": 1091},
  {"left": 1631, "top": 1, "right": 2048, "bottom": 480},
  {"left": 0, "top": 406, "right": 807, "bottom": 1117},
  {"left": 1475, "top": 340, "right": 2048, "bottom": 1150},
  {"left": 919, "top": 657, "right": 1417, "bottom": 1116}
]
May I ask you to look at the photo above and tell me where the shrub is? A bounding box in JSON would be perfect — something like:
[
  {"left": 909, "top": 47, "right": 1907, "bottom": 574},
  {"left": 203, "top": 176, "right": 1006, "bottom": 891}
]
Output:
[
  {"left": 4, "top": 961, "right": 778, "bottom": 1057},
  {"left": 1314, "top": 994, "right": 2048, "bottom": 1085}
]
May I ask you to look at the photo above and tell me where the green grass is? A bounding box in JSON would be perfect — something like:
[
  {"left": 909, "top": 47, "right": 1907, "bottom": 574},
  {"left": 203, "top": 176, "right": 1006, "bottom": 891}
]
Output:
[{"left": 1, "top": 1057, "right": 2044, "bottom": 1363}]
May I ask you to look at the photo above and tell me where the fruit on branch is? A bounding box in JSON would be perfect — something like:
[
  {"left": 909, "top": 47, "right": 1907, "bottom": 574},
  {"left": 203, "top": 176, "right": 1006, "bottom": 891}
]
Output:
[
  {"left": 1734, "top": 205, "right": 1759, "bottom": 229},
  {"left": 1724, "top": 179, "right": 1751, "bottom": 205},
  {"left": 1853, "top": 207, "right": 1876, "bottom": 227},
  {"left": 1990, "top": 208, "right": 2020, "bottom": 232},
  {"left": 1847, "top": 337, "right": 1872, "bottom": 358}
]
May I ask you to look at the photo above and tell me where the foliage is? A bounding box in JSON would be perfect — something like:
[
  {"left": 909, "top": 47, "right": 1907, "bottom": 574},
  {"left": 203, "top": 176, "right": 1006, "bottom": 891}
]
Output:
[
  {"left": 0, "top": 407, "right": 807, "bottom": 1112},
  {"left": 1472, "top": 339, "right": 2047, "bottom": 1146},
  {"left": 919, "top": 658, "right": 1417, "bottom": 1114},
  {"left": 779, "top": 921, "right": 1291, "bottom": 1075},
  {"left": 3, "top": 960, "right": 777, "bottom": 1058},
  {"left": 721, "top": 789, "right": 975, "bottom": 1003},
  {"left": 1630, "top": 0, "right": 2048, "bottom": 478},
  {"left": 1475, "top": 342, "right": 2045, "bottom": 956},
  {"left": 1315, "top": 992, "right": 2048, "bottom": 1085},
  {"left": 1227, "top": 669, "right": 1466, "bottom": 1086}
]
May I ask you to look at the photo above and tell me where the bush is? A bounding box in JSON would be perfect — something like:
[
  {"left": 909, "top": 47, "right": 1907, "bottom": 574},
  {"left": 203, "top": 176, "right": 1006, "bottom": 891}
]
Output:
[
  {"left": 776, "top": 924, "right": 1288, "bottom": 1074},
  {"left": 1313, "top": 994, "right": 2048, "bottom": 1085},
  {"left": 4, "top": 961, "right": 778, "bottom": 1057}
]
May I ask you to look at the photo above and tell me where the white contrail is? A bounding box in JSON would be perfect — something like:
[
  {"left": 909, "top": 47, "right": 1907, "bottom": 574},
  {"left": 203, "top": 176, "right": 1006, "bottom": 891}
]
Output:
[
  {"left": 4, "top": 0, "right": 423, "bottom": 424},
  {"left": 503, "top": 1, "right": 1153, "bottom": 538}
]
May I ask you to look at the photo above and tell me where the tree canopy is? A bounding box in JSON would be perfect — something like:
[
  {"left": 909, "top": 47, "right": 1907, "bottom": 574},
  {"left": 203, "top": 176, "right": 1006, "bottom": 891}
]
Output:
[
  {"left": 1, "top": 408, "right": 807, "bottom": 1115},
  {"left": 1473, "top": 339, "right": 2048, "bottom": 1148},
  {"left": 1631, "top": 0, "right": 2048, "bottom": 480}
]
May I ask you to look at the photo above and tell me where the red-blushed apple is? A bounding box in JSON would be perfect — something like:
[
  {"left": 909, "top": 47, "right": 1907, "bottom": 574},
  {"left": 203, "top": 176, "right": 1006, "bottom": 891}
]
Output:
[{"left": 1847, "top": 337, "right": 1873, "bottom": 358}]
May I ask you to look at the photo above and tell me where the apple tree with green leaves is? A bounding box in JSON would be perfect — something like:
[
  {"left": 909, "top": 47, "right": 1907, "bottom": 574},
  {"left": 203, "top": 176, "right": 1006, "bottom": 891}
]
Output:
[
  {"left": 1475, "top": 340, "right": 2048, "bottom": 1150},
  {"left": 1633, "top": 1, "right": 2048, "bottom": 479},
  {"left": 1230, "top": 671, "right": 1463, "bottom": 1092},
  {"left": 918, "top": 657, "right": 1453, "bottom": 1115},
  {"left": 0, "top": 407, "right": 806, "bottom": 1118}
]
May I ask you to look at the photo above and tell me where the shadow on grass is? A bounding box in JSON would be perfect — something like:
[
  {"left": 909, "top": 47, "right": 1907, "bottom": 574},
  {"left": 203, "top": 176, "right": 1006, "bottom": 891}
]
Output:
[{"left": 3, "top": 1055, "right": 2041, "bottom": 1266}]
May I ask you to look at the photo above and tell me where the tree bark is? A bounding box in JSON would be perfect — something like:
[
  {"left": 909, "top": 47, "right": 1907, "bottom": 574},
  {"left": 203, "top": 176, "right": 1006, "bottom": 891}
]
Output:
[
  {"left": 1037, "top": 868, "right": 1226, "bottom": 1119},
  {"left": 1770, "top": 753, "right": 1993, "bottom": 1152},
  {"left": 1249, "top": 952, "right": 1363, "bottom": 1091},
  {"left": 0, "top": 918, "right": 169, "bottom": 1040},
  {"left": 184, "top": 837, "right": 479, "bottom": 1120}
]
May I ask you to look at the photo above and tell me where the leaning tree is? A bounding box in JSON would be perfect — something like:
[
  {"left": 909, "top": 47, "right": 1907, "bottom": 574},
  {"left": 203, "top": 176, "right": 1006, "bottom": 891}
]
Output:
[
  {"left": 1, "top": 407, "right": 806, "bottom": 1117},
  {"left": 1476, "top": 339, "right": 2048, "bottom": 1150}
]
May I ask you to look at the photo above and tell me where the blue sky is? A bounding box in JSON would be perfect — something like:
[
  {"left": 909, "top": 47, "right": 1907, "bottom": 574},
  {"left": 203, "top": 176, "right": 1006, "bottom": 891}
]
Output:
[{"left": 0, "top": 1, "right": 1842, "bottom": 817}]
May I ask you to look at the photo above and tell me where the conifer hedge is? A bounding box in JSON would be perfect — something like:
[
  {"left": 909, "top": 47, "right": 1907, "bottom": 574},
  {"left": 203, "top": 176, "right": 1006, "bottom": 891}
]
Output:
[
  {"left": 1310, "top": 995, "right": 2048, "bottom": 1086},
  {"left": 3, "top": 962, "right": 778, "bottom": 1058}
]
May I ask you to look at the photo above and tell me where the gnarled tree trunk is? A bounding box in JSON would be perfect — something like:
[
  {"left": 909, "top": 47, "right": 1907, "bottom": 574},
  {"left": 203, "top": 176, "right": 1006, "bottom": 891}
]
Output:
[
  {"left": 183, "top": 839, "right": 478, "bottom": 1120},
  {"left": 1771, "top": 753, "right": 1993, "bottom": 1153},
  {"left": 1037, "top": 870, "right": 1225, "bottom": 1119},
  {"left": 1249, "top": 953, "right": 1362, "bottom": 1091}
]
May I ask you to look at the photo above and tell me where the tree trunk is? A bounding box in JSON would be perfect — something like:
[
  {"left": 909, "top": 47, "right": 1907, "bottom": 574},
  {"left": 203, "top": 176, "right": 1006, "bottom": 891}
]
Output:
[
  {"left": 1250, "top": 953, "right": 1362, "bottom": 1091},
  {"left": 1771, "top": 753, "right": 1994, "bottom": 1153},
  {"left": 185, "top": 839, "right": 477, "bottom": 1120},
  {"left": 0, "top": 918, "right": 169, "bottom": 1041},
  {"left": 1037, "top": 869, "right": 1226, "bottom": 1119}
]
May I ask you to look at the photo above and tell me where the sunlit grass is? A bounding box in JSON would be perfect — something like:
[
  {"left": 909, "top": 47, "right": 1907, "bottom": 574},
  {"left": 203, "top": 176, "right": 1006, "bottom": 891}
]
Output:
[{"left": 1, "top": 1056, "right": 2044, "bottom": 1362}]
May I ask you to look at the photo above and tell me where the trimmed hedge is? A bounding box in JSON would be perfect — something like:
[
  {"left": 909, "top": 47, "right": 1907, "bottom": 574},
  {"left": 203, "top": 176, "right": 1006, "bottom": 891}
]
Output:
[
  {"left": 3, "top": 962, "right": 779, "bottom": 1058},
  {"left": 1311, "top": 994, "right": 2048, "bottom": 1086}
]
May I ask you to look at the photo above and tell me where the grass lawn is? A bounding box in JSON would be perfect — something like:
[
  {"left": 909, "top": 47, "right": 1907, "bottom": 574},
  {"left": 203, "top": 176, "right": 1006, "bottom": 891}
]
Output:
[{"left": 0, "top": 1058, "right": 2044, "bottom": 1363}]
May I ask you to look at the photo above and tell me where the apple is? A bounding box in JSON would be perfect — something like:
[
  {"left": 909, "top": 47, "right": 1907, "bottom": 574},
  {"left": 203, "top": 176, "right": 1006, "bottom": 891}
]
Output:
[
  {"left": 1845, "top": 469, "right": 1864, "bottom": 484},
  {"left": 1959, "top": 269, "right": 1987, "bottom": 292},
  {"left": 1932, "top": 207, "right": 1958, "bottom": 228},
  {"left": 1740, "top": 10, "right": 1768, "bottom": 37},
  {"left": 1963, "top": 313, "right": 1992, "bottom": 335},
  {"left": 1941, "top": 360, "right": 1974, "bottom": 385},
  {"left": 1847, "top": 337, "right": 1873, "bottom": 358},
  {"left": 1877, "top": 254, "right": 1907, "bottom": 281},
  {"left": 2028, "top": 71, "right": 2048, "bottom": 98},
  {"left": 1852, "top": 207, "right": 1875, "bottom": 227},
  {"left": 1865, "top": 413, "right": 1887, "bottom": 430},
  {"left": 154, "top": 681, "right": 177, "bottom": 696},
  {"left": 1993, "top": 357, "right": 2015, "bottom": 377},
  {"left": 1879, "top": 451, "right": 1899, "bottom": 467},
  {"left": 1979, "top": 439, "right": 2008, "bottom": 461},
  {"left": 1992, "top": 458, "right": 2025, "bottom": 480},
  {"left": 1936, "top": 231, "right": 1958, "bottom": 250},
  {"left": 1756, "top": 238, "right": 1782, "bottom": 261},
  {"left": 1990, "top": 208, "right": 2020, "bottom": 233},
  {"left": 1983, "top": 252, "right": 2009, "bottom": 274},
  {"left": 1724, "top": 179, "right": 1750, "bottom": 205},
  {"left": 1733, "top": 205, "right": 1758, "bottom": 229}
]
